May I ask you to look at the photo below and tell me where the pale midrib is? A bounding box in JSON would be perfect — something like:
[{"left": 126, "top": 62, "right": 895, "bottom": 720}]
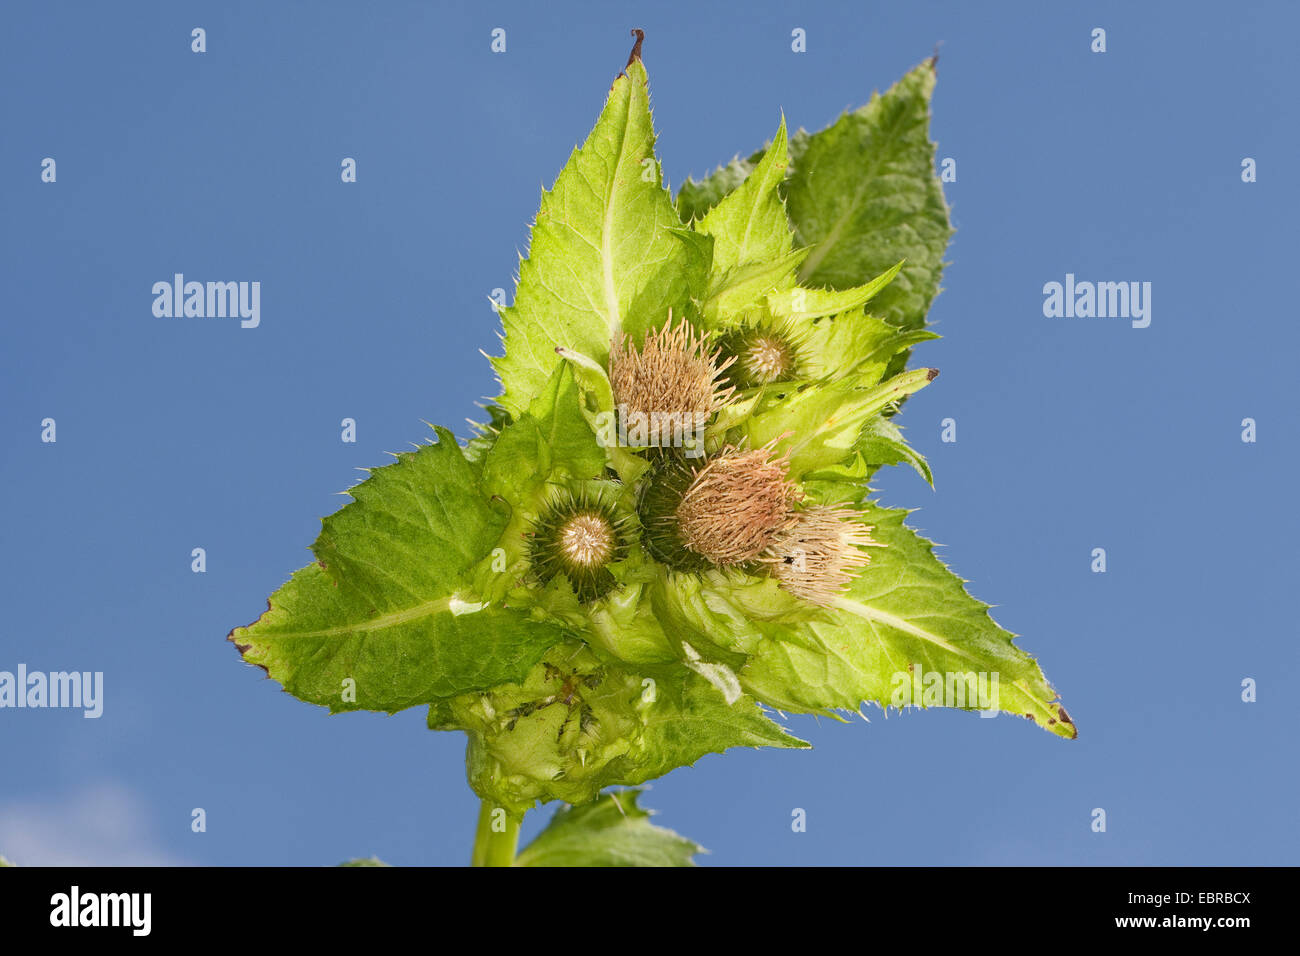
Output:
[
  {"left": 601, "top": 84, "right": 633, "bottom": 341},
  {"left": 798, "top": 186, "right": 861, "bottom": 281},
  {"left": 797, "top": 105, "right": 912, "bottom": 283},
  {"left": 734, "top": 150, "right": 782, "bottom": 265},
  {"left": 831, "top": 596, "right": 975, "bottom": 660},
  {"left": 272, "top": 596, "right": 454, "bottom": 639}
]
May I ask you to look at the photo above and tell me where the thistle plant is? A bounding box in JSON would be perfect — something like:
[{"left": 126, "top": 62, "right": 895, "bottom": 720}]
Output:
[{"left": 230, "top": 35, "right": 1074, "bottom": 867}]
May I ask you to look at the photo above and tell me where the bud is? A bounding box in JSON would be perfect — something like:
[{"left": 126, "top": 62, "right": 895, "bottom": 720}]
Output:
[
  {"left": 718, "top": 320, "right": 804, "bottom": 388},
  {"left": 432, "top": 643, "right": 651, "bottom": 813},
  {"left": 528, "top": 487, "right": 628, "bottom": 602}
]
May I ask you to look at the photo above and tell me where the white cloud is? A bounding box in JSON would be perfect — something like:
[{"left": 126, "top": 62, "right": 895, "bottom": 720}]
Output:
[{"left": 0, "top": 782, "right": 188, "bottom": 866}]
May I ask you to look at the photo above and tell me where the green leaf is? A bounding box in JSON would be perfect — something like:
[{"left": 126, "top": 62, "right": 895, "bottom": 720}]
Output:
[
  {"left": 492, "top": 60, "right": 702, "bottom": 418},
  {"left": 338, "top": 857, "right": 391, "bottom": 867},
  {"left": 462, "top": 403, "right": 512, "bottom": 465},
  {"left": 765, "top": 260, "right": 903, "bottom": 322},
  {"left": 554, "top": 346, "right": 650, "bottom": 487},
  {"left": 430, "top": 642, "right": 806, "bottom": 813},
  {"left": 788, "top": 62, "right": 952, "bottom": 334},
  {"left": 737, "top": 501, "right": 1077, "bottom": 739},
  {"left": 855, "top": 415, "right": 933, "bottom": 485},
  {"left": 798, "top": 306, "right": 937, "bottom": 384},
  {"left": 230, "top": 561, "right": 564, "bottom": 715},
  {"left": 515, "top": 790, "right": 701, "bottom": 867},
  {"left": 743, "top": 368, "right": 938, "bottom": 477},
  {"left": 0, "top": 854, "right": 13, "bottom": 867},
  {"left": 701, "top": 249, "right": 807, "bottom": 326},
  {"left": 678, "top": 157, "right": 755, "bottom": 224},
  {"left": 482, "top": 363, "right": 606, "bottom": 503},
  {"left": 229, "top": 428, "right": 566, "bottom": 714},
  {"left": 694, "top": 118, "right": 792, "bottom": 275},
  {"left": 312, "top": 427, "right": 499, "bottom": 602},
  {"left": 678, "top": 61, "right": 953, "bottom": 336}
]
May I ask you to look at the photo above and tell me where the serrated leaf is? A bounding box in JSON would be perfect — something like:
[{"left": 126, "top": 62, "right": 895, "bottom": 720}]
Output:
[
  {"left": 677, "top": 62, "right": 952, "bottom": 337},
  {"left": 743, "top": 368, "right": 937, "bottom": 477},
  {"left": 701, "top": 248, "right": 807, "bottom": 326},
  {"left": 695, "top": 118, "right": 792, "bottom": 275},
  {"left": 678, "top": 157, "right": 755, "bottom": 223},
  {"left": 799, "top": 307, "right": 937, "bottom": 384},
  {"left": 231, "top": 563, "right": 563, "bottom": 714},
  {"left": 230, "top": 429, "right": 566, "bottom": 714},
  {"left": 737, "top": 502, "right": 1076, "bottom": 739},
  {"left": 462, "top": 403, "right": 512, "bottom": 465},
  {"left": 854, "top": 415, "right": 933, "bottom": 485},
  {"left": 787, "top": 63, "right": 952, "bottom": 334},
  {"left": 483, "top": 363, "right": 606, "bottom": 501},
  {"left": 765, "top": 260, "right": 903, "bottom": 323},
  {"left": 515, "top": 790, "right": 701, "bottom": 867},
  {"left": 313, "top": 428, "right": 500, "bottom": 600},
  {"left": 634, "top": 667, "right": 808, "bottom": 775},
  {"left": 492, "top": 60, "right": 702, "bottom": 417}
]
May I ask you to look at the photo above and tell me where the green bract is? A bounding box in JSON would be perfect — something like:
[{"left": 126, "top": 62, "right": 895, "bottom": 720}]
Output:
[{"left": 230, "top": 48, "right": 1074, "bottom": 866}]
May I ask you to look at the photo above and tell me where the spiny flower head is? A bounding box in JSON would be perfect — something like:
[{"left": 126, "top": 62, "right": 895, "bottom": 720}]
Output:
[
  {"left": 673, "top": 443, "right": 801, "bottom": 567},
  {"left": 528, "top": 485, "right": 629, "bottom": 602},
  {"left": 763, "top": 506, "right": 884, "bottom": 605},
  {"left": 609, "top": 312, "right": 735, "bottom": 447},
  {"left": 718, "top": 318, "right": 806, "bottom": 388}
]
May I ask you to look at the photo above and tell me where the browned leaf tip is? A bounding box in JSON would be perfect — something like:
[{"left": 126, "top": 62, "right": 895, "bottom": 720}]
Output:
[
  {"left": 1056, "top": 704, "right": 1078, "bottom": 738},
  {"left": 627, "top": 28, "right": 645, "bottom": 68}
]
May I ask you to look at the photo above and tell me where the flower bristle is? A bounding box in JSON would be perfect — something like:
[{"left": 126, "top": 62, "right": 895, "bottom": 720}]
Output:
[
  {"left": 609, "top": 311, "right": 735, "bottom": 450},
  {"left": 636, "top": 456, "right": 714, "bottom": 572},
  {"left": 638, "top": 444, "right": 801, "bottom": 570},
  {"left": 762, "top": 506, "right": 884, "bottom": 605}
]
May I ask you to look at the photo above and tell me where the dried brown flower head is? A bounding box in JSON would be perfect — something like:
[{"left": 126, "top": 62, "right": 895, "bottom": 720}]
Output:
[
  {"left": 674, "top": 444, "right": 801, "bottom": 566},
  {"left": 609, "top": 313, "right": 734, "bottom": 449},
  {"left": 763, "top": 506, "right": 883, "bottom": 605}
]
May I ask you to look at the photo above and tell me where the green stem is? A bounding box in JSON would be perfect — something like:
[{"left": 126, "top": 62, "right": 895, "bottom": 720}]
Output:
[{"left": 471, "top": 799, "right": 523, "bottom": 867}]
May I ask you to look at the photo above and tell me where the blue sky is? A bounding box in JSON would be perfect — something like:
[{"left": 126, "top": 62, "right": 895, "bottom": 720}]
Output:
[{"left": 1, "top": 0, "right": 1296, "bottom": 866}]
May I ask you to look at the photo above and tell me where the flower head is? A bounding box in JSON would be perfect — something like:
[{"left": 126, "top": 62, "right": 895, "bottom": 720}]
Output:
[
  {"left": 528, "top": 486, "right": 628, "bottom": 602},
  {"left": 718, "top": 319, "right": 806, "bottom": 388},
  {"left": 762, "top": 506, "right": 884, "bottom": 605},
  {"left": 636, "top": 443, "right": 800, "bottom": 569},
  {"left": 610, "top": 313, "right": 735, "bottom": 450}
]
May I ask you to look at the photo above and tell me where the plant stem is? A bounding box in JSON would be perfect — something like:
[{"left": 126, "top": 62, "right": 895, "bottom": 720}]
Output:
[{"left": 471, "top": 799, "right": 522, "bottom": 867}]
